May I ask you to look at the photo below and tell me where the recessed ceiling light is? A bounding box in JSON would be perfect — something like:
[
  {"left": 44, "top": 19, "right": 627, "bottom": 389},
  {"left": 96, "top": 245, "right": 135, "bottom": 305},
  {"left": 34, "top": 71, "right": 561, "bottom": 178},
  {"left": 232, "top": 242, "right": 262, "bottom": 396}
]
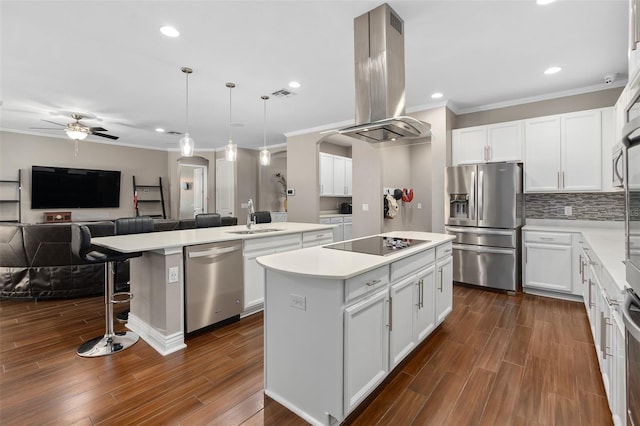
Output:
[
  {"left": 536, "top": 0, "right": 556, "bottom": 5},
  {"left": 544, "top": 66, "right": 562, "bottom": 75},
  {"left": 155, "top": 128, "right": 165, "bottom": 133},
  {"left": 288, "top": 81, "right": 301, "bottom": 89},
  {"left": 431, "top": 92, "right": 443, "bottom": 99},
  {"left": 160, "top": 26, "right": 180, "bottom": 38}
]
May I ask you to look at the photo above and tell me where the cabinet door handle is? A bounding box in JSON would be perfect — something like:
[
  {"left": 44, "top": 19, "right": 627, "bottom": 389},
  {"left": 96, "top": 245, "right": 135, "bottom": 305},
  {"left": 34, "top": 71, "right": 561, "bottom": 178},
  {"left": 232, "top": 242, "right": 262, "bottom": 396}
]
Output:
[
  {"left": 366, "top": 279, "right": 382, "bottom": 287},
  {"left": 588, "top": 279, "right": 595, "bottom": 308},
  {"left": 388, "top": 297, "right": 392, "bottom": 332},
  {"left": 579, "top": 254, "right": 584, "bottom": 277},
  {"left": 525, "top": 246, "right": 527, "bottom": 263},
  {"left": 557, "top": 171, "right": 561, "bottom": 189},
  {"left": 540, "top": 237, "right": 554, "bottom": 241},
  {"left": 438, "top": 267, "right": 443, "bottom": 292},
  {"left": 562, "top": 172, "right": 565, "bottom": 189},
  {"left": 419, "top": 278, "right": 424, "bottom": 309},
  {"left": 415, "top": 282, "right": 421, "bottom": 307}
]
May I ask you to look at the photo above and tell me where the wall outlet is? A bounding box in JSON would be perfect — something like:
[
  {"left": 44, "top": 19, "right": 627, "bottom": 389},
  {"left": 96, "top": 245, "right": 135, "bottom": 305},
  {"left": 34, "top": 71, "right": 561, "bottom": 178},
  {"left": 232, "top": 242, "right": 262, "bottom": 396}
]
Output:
[
  {"left": 564, "top": 206, "right": 573, "bottom": 216},
  {"left": 290, "top": 294, "right": 306, "bottom": 311},
  {"left": 168, "top": 267, "right": 179, "bottom": 283},
  {"left": 362, "top": 203, "right": 369, "bottom": 211},
  {"left": 417, "top": 202, "right": 422, "bottom": 209}
]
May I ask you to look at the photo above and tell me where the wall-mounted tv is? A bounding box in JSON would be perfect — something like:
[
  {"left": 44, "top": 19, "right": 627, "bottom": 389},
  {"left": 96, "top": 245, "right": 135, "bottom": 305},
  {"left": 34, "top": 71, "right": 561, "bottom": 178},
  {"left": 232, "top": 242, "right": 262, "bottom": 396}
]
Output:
[{"left": 31, "top": 166, "right": 121, "bottom": 209}]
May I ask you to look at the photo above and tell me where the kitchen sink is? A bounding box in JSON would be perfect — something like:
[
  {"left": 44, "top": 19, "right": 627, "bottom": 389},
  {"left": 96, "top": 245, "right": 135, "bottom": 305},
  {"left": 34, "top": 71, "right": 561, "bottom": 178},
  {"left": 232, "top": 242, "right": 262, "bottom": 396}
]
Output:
[{"left": 226, "top": 228, "right": 282, "bottom": 235}]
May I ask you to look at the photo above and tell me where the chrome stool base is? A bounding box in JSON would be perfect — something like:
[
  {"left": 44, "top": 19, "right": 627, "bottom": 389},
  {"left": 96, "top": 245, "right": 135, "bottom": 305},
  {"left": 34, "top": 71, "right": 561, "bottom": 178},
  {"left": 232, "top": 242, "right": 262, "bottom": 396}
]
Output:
[{"left": 77, "top": 331, "right": 139, "bottom": 357}]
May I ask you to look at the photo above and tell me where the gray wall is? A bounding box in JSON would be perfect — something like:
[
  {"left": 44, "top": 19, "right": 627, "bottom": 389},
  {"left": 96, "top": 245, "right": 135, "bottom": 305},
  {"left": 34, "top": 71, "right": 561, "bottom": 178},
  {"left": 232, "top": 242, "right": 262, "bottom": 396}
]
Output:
[
  {"left": 455, "top": 87, "right": 622, "bottom": 128},
  {"left": 258, "top": 149, "right": 287, "bottom": 212},
  {"left": 0, "top": 131, "right": 169, "bottom": 223}
]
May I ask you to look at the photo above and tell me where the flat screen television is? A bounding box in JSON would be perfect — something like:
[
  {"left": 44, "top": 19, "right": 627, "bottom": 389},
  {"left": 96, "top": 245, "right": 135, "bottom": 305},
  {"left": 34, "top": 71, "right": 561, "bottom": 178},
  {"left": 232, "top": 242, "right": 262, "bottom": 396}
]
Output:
[{"left": 31, "top": 166, "right": 121, "bottom": 209}]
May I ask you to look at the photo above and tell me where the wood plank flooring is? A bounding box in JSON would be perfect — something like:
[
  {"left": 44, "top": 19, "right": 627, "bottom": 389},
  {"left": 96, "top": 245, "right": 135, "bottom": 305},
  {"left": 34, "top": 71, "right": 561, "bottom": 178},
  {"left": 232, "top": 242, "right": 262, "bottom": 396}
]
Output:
[{"left": 0, "top": 285, "right": 611, "bottom": 425}]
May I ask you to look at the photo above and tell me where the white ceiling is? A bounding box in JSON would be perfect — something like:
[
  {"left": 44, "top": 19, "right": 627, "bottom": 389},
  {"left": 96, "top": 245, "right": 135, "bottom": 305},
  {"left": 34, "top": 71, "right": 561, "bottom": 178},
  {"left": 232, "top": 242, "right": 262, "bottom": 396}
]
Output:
[{"left": 0, "top": 0, "right": 629, "bottom": 152}]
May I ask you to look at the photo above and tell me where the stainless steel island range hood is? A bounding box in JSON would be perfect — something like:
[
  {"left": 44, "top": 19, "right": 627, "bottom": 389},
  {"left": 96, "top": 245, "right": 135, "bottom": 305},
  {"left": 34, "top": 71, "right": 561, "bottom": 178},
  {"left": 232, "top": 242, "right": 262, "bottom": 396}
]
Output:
[{"left": 338, "top": 3, "right": 430, "bottom": 143}]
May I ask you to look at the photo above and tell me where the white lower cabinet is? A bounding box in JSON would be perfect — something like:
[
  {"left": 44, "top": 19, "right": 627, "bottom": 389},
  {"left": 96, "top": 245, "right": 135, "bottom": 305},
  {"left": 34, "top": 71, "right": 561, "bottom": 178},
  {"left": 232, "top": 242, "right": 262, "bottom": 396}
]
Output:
[
  {"left": 319, "top": 215, "right": 353, "bottom": 242},
  {"left": 344, "top": 288, "right": 389, "bottom": 413},
  {"left": 263, "top": 240, "right": 453, "bottom": 425},
  {"left": 242, "top": 233, "right": 302, "bottom": 315},
  {"left": 389, "top": 265, "right": 436, "bottom": 369},
  {"left": 523, "top": 231, "right": 579, "bottom": 295},
  {"left": 435, "top": 252, "right": 453, "bottom": 325},
  {"left": 578, "top": 239, "right": 627, "bottom": 426}
]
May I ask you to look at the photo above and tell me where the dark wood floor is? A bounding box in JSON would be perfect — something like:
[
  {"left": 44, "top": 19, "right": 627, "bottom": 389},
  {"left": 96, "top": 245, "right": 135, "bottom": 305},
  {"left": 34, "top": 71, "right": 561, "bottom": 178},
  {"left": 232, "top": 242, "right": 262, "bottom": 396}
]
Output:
[{"left": 0, "top": 285, "right": 611, "bottom": 425}]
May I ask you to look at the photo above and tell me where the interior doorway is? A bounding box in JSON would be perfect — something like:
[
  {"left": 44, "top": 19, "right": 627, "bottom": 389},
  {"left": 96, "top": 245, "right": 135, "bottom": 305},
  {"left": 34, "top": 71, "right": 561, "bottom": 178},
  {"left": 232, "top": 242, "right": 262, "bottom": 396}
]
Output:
[{"left": 178, "top": 156, "right": 209, "bottom": 220}]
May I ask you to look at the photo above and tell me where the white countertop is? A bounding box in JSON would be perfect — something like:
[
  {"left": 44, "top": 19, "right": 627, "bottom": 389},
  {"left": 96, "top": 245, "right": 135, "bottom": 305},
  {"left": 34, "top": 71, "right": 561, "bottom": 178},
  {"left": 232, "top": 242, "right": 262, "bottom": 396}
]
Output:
[
  {"left": 523, "top": 219, "right": 627, "bottom": 292},
  {"left": 92, "top": 222, "right": 334, "bottom": 253},
  {"left": 319, "top": 213, "right": 352, "bottom": 219},
  {"left": 256, "top": 231, "right": 455, "bottom": 280}
]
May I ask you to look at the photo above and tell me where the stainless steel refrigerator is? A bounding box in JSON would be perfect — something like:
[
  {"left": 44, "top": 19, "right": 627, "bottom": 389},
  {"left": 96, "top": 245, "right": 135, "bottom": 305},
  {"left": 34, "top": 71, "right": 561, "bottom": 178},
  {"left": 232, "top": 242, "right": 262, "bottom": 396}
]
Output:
[{"left": 444, "top": 162, "right": 523, "bottom": 291}]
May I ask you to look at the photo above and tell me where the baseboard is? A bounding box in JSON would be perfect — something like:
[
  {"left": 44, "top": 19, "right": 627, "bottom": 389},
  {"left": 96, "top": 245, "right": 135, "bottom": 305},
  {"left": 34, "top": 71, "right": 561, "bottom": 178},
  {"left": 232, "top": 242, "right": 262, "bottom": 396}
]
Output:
[{"left": 126, "top": 313, "right": 186, "bottom": 356}]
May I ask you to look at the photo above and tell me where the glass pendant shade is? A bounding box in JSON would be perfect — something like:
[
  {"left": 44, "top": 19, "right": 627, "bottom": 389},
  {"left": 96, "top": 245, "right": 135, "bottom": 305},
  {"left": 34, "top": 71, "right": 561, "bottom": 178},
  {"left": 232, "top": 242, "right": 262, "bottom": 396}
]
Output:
[
  {"left": 65, "top": 128, "right": 88, "bottom": 140},
  {"left": 225, "top": 140, "right": 237, "bottom": 161},
  {"left": 180, "top": 133, "right": 194, "bottom": 156},
  {"left": 259, "top": 95, "right": 271, "bottom": 166},
  {"left": 225, "top": 82, "right": 237, "bottom": 162},
  {"left": 179, "top": 67, "right": 194, "bottom": 156},
  {"left": 259, "top": 147, "right": 271, "bottom": 166}
]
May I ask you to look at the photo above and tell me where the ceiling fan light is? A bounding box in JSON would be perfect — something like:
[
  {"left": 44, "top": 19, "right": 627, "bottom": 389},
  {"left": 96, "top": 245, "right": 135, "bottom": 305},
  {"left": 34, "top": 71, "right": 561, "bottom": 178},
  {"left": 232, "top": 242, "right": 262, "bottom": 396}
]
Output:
[
  {"left": 180, "top": 133, "right": 194, "bottom": 157},
  {"left": 64, "top": 127, "right": 88, "bottom": 140},
  {"left": 225, "top": 140, "right": 237, "bottom": 161},
  {"left": 260, "top": 147, "right": 271, "bottom": 166}
]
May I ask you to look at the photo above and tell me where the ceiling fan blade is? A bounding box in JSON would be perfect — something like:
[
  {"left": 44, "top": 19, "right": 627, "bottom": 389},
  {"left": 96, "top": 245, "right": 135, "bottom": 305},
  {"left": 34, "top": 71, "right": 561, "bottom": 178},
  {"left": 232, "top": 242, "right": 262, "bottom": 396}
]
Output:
[
  {"left": 91, "top": 132, "right": 119, "bottom": 140},
  {"left": 88, "top": 126, "right": 107, "bottom": 132},
  {"left": 40, "top": 119, "right": 65, "bottom": 126}
]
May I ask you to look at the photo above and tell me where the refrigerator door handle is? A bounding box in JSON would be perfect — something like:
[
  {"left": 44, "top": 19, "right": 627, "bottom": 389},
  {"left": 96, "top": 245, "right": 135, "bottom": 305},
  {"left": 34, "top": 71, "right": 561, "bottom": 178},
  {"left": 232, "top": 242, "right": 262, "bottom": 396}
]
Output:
[
  {"left": 445, "top": 226, "right": 514, "bottom": 236},
  {"left": 470, "top": 171, "right": 476, "bottom": 221},
  {"left": 478, "top": 170, "right": 484, "bottom": 221},
  {"left": 452, "top": 244, "right": 514, "bottom": 255}
]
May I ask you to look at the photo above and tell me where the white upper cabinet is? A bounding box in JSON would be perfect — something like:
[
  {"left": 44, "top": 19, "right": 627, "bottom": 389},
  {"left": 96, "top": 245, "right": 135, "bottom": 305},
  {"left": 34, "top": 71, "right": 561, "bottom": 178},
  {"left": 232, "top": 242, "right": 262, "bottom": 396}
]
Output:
[
  {"left": 524, "top": 116, "right": 562, "bottom": 192},
  {"left": 524, "top": 109, "right": 602, "bottom": 192},
  {"left": 319, "top": 152, "right": 334, "bottom": 196},
  {"left": 319, "top": 152, "right": 352, "bottom": 197},
  {"left": 452, "top": 121, "right": 523, "bottom": 165},
  {"left": 629, "top": 0, "right": 640, "bottom": 80}
]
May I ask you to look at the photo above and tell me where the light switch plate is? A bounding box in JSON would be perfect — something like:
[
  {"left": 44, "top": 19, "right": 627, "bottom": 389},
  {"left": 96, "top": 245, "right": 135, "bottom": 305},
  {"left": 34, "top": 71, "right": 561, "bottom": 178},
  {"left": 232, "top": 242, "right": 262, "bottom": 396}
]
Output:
[
  {"left": 564, "top": 206, "right": 572, "bottom": 216},
  {"left": 362, "top": 203, "right": 369, "bottom": 211}
]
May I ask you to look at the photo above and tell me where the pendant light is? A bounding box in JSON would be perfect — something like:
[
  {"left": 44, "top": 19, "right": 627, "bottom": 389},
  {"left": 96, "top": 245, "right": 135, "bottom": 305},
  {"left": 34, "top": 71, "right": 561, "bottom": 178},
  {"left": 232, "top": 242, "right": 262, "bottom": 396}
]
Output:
[
  {"left": 224, "top": 82, "right": 237, "bottom": 161},
  {"left": 179, "top": 67, "right": 194, "bottom": 157},
  {"left": 259, "top": 95, "right": 271, "bottom": 166}
]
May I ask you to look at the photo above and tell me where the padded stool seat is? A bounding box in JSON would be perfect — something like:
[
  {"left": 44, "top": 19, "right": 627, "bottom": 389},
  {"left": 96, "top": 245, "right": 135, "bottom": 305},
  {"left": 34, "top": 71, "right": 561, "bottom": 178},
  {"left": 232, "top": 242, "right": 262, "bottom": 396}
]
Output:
[
  {"left": 71, "top": 224, "right": 142, "bottom": 357},
  {"left": 195, "top": 213, "right": 222, "bottom": 228},
  {"left": 253, "top": 211, "right": 272, "bottom": 224}
]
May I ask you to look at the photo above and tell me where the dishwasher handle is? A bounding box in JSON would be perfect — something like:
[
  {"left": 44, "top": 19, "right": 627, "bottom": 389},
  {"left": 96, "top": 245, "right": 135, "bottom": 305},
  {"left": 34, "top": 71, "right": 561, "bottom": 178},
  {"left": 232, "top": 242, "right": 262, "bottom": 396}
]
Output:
[{"left": 188, "top": 245, "right": 241, "bottom": 259}]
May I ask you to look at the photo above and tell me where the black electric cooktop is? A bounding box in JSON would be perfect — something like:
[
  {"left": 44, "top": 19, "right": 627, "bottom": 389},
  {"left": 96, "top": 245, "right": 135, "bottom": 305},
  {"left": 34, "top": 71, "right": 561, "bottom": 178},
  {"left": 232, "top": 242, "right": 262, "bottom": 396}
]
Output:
[{"left": 324, "top": 236, "right": 429, "bottom": 256}]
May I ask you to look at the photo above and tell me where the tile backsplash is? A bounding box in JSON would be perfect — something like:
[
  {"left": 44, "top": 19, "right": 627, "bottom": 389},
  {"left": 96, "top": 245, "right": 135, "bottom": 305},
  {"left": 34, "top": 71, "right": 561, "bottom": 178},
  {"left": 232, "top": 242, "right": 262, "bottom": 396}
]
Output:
[{"left": 525, "top": 192, "right": 625, "bottom": 221}]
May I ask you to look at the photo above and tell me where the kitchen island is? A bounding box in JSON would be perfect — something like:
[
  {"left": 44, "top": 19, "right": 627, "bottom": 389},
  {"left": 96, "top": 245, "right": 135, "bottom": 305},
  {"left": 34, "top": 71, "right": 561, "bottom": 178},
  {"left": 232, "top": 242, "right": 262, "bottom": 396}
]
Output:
[
  {"left": 91, "top": 222, "right": 334, "bottom": 355},
  {"left": 256, "top": 231, "right": 455, "bottom": 426}
]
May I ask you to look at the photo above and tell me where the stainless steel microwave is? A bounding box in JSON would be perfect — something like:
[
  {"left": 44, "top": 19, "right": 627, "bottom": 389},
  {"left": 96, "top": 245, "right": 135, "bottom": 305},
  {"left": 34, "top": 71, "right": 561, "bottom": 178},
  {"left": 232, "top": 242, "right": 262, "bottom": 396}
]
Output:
[{"left": 623, "top": 98, "right": 640, "bottom": 295}]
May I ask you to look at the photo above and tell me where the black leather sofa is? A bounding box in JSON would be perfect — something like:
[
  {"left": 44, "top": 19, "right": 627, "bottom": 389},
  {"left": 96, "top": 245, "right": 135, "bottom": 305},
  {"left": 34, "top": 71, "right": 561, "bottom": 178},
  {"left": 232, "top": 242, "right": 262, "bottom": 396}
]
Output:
[{"left": 0, "top": 217, "right": 237, "bottom": 299}]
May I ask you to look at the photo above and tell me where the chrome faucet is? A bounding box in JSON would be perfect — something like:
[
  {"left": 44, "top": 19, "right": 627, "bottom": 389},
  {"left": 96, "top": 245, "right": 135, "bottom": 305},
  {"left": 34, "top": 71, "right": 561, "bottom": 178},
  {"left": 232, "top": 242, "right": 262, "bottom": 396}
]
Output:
[{"left": 247, "top": 198, "right": 255, "bottom": 229}]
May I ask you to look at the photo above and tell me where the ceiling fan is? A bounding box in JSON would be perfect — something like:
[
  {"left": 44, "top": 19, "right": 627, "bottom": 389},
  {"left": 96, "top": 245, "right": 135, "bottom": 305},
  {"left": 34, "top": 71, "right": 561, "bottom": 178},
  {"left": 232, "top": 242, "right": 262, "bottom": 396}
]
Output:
[{"left": 30, "top": 113, "right": 119, "bottom": 141}]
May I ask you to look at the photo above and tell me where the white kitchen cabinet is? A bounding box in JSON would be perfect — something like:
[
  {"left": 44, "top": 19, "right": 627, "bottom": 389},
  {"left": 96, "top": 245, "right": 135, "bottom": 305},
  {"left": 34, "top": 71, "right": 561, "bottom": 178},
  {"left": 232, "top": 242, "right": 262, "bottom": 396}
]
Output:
[
  {"left": 523, "top": 231, "right": 574, "bottom": 294},
  {"left": 435, "top": 244, "right": 453, "bottom": 325},
  {"left": 629, "top": 0, "right": 640, "bottom": 80},
  {"left": 345, "top": 158, "right": 353, "bottom": 196},
  {"left": 320, "top": 153, "right": 334, "bottom": 196},
  {"left": 524, "top": 109, "right": 602, "bottom": 192},
  {"left": 270, "top": 212, "right": 288, "bottom": 222},
  {"left": 302, "top": 228, "right": 334, "bottom": 248},
  {"left": 262, "top": 238, "right": 453, "bottom": 425},
  {"left": 389, "top": 275, "right": 418, "bottom": 368},
  {"left": 319, "top": 153, "right": 353, "bottom": 197},
  {"left": 452, "top": 121, "right": 523, "bottom": 165},
  {"left": 344, "top": 288, "right": 389, "bottom": 414},
  {"left": 414, "top": 266, "right": 436, "bottom": 342},
  {"left": 611, "top": 311, "right": 627, "bottom": 426},
  {"left": 343, "top": 217, "right": 353, "bottom": 240},
  {"left": 242, "top": 233, "right": 302, "bottom": 316}
]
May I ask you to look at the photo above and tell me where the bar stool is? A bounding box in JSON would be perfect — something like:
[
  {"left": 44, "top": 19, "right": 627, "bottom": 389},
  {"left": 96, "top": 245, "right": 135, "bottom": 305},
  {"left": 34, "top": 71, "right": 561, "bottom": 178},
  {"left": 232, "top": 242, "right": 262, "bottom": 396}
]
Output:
[
  {"left": 114, "top": 216, "right": 153, "bottom": 322},
  {"left": 254, "top": 211, "right": 272, "bottom": 224},
  {"left": 195, "top": 213, "right": 221, "bottom": 228},
  {"left": 71, "top": 224, "right": 141, "bottom": 357}
]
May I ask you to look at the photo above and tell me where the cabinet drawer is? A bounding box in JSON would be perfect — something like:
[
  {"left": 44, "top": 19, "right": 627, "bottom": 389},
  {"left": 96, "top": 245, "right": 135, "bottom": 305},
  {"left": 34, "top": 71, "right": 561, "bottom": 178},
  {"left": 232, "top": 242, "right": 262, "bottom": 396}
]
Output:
[
  {"left": 390, "top": 249, "right": 435, "bottom": 281},
  {"left": 319, "top": 218, "right": 332, "bottom": 225},
  {"left": 302, "top": 229, "right": 334, "bottom": 248},
  {"left": 436, "top": 242, "right": 452, "bottom": 260},
  {"left": 243, "top": 233, "right": 302, "bottom": 256},
  {"left": 345, "top": 266, "right": 389, "bottom": 304},
  {"left": 330, "top": 217, "right": 344, "bottom": 224},
  {"left": 524, "top": 231, "right": 572, "bottom": 245}
]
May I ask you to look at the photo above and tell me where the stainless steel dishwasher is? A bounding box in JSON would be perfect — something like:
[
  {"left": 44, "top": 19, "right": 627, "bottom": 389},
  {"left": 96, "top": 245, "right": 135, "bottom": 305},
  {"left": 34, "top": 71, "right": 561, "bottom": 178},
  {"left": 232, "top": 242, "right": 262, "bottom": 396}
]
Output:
[{"left": 184, "top": 240, "right": 243, "bottom": 333}]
